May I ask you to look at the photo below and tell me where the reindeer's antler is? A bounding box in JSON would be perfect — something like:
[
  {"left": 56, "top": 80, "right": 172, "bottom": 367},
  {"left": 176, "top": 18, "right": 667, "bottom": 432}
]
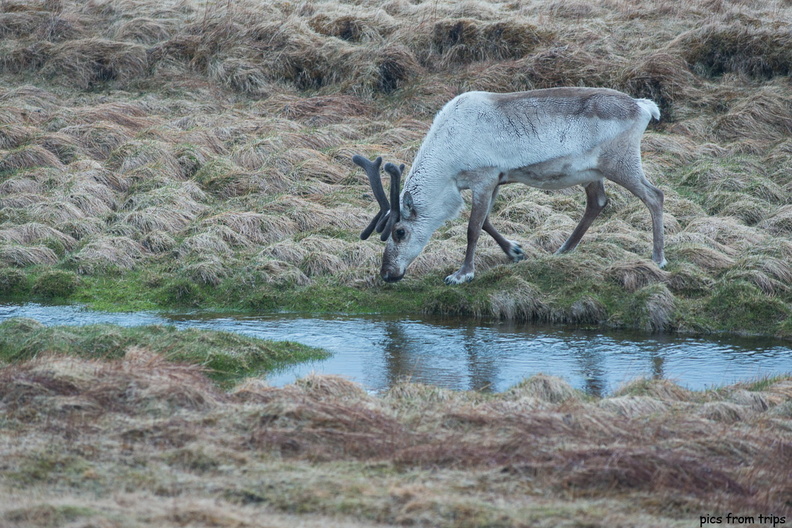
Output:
[
  {"left": 382, "top": 162, "right": 404, "bottom": 239},
  {"left": 353, "top": 155, "right": 403, "bottom": 241}
]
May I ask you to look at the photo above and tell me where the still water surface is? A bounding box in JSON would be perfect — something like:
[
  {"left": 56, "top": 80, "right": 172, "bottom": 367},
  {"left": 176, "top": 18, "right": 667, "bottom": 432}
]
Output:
[{"left": 2, "top": 303, "right": 791, "bottom": 395}]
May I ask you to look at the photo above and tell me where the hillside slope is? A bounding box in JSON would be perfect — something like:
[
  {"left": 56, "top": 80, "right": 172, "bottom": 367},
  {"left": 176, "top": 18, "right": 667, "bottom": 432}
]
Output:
[{"left": 0, "top": 0, "right": 790, "bottom": 336}]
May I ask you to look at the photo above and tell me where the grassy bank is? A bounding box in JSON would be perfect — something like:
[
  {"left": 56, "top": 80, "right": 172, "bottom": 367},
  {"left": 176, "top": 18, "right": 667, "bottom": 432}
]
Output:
[
  {"left": 0, "top": 0, "right": 791, "bottom": 338},
  {"left": 0, "top": 317, "right": 328, "bottom": 387},
  {"left": 1, "top": 353, "right": 790, "bottom": 527}
]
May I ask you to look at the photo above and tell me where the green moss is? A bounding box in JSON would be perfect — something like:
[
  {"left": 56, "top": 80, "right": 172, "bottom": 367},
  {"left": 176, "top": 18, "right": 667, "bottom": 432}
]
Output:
[
  {"left": 0, "top": 266, "right": 28, "bottom": 297},
  {"left": 51, "top": 259, "right": 790, "bottom": 341},
  {"left": 705, "top": 280, "right": 790, "bottom": 335},
  {"left": 31, "top": 270, "right": 80, "bottom": 300},
  {"left": 68, "top": 273, "right": 145, "bottom": 311}
]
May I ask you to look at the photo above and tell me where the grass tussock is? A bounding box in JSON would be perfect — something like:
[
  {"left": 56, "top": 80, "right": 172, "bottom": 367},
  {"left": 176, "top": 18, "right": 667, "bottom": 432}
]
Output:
[
  {"left": 672, "top": 20, "right": 792, "bottom": 79},
  {"left": 0, "top": 346, "right": 790, "bottom": 527},
  {"left": 0, "top": 244, "right": 58, "bottom": 267},
  {"left": 42, "top": 38, "right": 148, "bottom": 89}
]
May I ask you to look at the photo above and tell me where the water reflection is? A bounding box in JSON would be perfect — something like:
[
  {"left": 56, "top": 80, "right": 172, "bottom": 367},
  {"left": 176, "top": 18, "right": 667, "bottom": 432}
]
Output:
[{"left": 1, "top": 303, "right": 791, "bottom": 394}]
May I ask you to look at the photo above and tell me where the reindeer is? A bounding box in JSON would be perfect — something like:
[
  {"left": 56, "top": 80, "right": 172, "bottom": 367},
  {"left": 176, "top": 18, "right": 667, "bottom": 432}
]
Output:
[{"left": 353, "top": 87, "right": 664, "bottom": 284}]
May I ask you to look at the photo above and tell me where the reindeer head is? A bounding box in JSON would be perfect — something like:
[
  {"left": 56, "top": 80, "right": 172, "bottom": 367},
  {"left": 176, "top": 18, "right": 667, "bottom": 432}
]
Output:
[{"left": 353, "top": 154, "right": 428, "bottom": 283}]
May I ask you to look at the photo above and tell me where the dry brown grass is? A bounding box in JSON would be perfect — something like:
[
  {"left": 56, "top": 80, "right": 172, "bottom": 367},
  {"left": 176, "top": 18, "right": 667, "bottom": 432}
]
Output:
[
  {"left": 0, "top": 144, "right": 63, "bottom": 172},
  {"left": 41, "top": 38, "right": 148, "bottom": 89},
  {"left": 0, "top": 244, "right": 58, "bottom": 267},
  {"left": 59, "top": 122, "right": 133, "bottom": 159},
  {"left": 0, "top": 353, "right": 789, "bottom": 527},
  {"left": 671, "top": 20, "right": 792, "bottom": 79},
  {"left": 69, "top": 235, "right": 146, "bottom": 274},
  {"left": 605, "top": 259, "right": 671, "bottom": 292},
  {"left": 0, "top": 222, "right": 76, "bottom": 250}
]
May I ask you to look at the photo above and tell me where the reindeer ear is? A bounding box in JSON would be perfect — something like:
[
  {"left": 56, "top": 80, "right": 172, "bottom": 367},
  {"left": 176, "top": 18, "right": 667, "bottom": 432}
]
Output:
[{"left": 402, "top": 191, "right": 416, "bottom": 220}]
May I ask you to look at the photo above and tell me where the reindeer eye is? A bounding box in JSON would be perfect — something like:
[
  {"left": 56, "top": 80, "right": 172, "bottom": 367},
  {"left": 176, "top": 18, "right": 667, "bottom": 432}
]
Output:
[{"left": 395, "top": 228, "right": 406, "bottom": 240}]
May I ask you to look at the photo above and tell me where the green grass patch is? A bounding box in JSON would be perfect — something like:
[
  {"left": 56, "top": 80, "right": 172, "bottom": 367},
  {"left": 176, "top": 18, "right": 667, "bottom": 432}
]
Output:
[
  {"left": 31, "top": 270, "right": 80, "bottom": 300},
  {"left": 704, "top": 280, "right": 791, "bottom": 335},
  {"left": 7, "top": 452, "right": 92, "bottom": 487},
  {"left": 0, "top": 318, "right": 328, "bottom": 387},
  {"left": 57, "top": 256, "right": 791, "bottom": 339},
  {"left": 3, "top": 503, "right": 98, "bottom": 528}
]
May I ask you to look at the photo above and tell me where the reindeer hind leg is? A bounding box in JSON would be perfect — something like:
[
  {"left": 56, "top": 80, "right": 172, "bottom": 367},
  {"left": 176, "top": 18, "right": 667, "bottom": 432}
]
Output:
[
  {"left": 606, "top": 159, "right": 666, "bottom": 268},
  {"left": 620, "top": 176, "right": 666, "bottom": 268}
]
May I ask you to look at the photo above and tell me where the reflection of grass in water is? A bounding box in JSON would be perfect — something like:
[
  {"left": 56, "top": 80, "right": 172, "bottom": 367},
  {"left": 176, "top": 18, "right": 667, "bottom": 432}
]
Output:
[{"left": 0, "top": 317, "right": 328, "bottom": 387}]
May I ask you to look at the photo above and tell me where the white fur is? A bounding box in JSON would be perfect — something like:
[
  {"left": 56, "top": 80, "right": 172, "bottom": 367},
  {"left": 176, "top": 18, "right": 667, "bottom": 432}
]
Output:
[{"left": 378, "top": 88, "right": 664, "bottom": 283}]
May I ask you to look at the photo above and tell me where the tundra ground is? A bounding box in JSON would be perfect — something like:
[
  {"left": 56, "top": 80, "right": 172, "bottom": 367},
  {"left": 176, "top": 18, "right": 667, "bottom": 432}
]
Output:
[
  {"left": 1, "top": 349, "right": 791, "bottom": 528},
  {"left": 0, "top": 0, "right": 790, "bottom": 336}
]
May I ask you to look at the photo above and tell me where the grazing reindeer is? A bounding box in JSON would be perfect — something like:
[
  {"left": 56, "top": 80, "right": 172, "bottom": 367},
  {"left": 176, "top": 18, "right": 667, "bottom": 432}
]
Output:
[{"left": 353, "top": 87, "right": 664, "bottom": 284}]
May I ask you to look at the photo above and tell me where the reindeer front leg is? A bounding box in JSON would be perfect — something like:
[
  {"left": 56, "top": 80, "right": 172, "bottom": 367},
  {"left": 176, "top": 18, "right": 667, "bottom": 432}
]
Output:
[{"left": 445, "top": 181, "right": 498, "bottom": 285}]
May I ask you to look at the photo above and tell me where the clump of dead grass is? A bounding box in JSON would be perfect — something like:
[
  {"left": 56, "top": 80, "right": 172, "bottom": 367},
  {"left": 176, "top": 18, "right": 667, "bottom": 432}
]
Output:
[
  {"left": 0, "top": 222, "right": 76, "bottom": 251},
  {"left": 207, "top": 211, "right": 297, "bottom": 245},
  {"left": 180, "top": 254, "right": 230, "bottom": 286},
  {"left": 714, "top": 85, "right": 792, "bottom": 145},
  {"left": 760, "top": 205, "right": 792, "bottom": 236},
  {"left": 118, "top": 182, "right": 208, "bottom": 235},
  {"left": 503, "top": 374, "right": 581, "bottom": 403},
  {"left": 260, "top": 235, "right": 379, "bottom": 280},
  {"left": 635, "top": 283, "right": 676, "bottom": 333},
  {"left": 41, "top": 38, "right": 148, "bottom": 89},
  {"left": 613, "top": 378, "right": 693, "bottom": 401},
  {"left": 249, "top": 257, "right": 312, "bottom": 287},
  {"left": 0, "top": 124, "right": 35, "bottom": 149},
  {"left": 69, "top": 235, "right": 146, "bottom": 274},
  {"left": 605, "top": 259, "right": 671, "bottom": 292},
  {"left": 140, "top": 230, "right": 176, "bottom": 253},
  {"left": 112, "top": 16, "right": 175, "bottom": 45},
  {"left": 106, "top": 139, "right": 182, "bottom": 179},
  {"left": 619, "top": 52, "right": 697, "bottom": 119},
  {"left": 667, "top": 236, "right": 737, "bottom": 272},
  {"left": 59, "top": 122, "right": 133, "bottom": 160},
  {"left": 0, "top": 350, "right": 221, "bottom": 417},
  {"left": 523, "top": 43, "right": 620, "bottom": 89},
  {"left": 0, "top": 244, "right": 58, "bottom": 267},
  {"left": 0, "top": 145, "right": 64, "bottom": 172},
  {"left": 425, "top": 18, "right": 553, "bottom": 66},
  {"left": 488, "top": 277, "right": 549, "bottom": 321},
  {"left": 261, "top": 93, "right": 372, "bottom": 124},
  {"left": 672, "top": 20, "right": 792, "bottom": 79}
]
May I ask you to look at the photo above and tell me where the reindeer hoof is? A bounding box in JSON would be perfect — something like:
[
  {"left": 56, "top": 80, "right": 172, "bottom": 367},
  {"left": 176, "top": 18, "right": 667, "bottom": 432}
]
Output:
[
  {"left": 508, "top": 243, "right": 525, "bottom": 262},
  {"left": 445, "top": 271, "right": 474, "bottom": 285}
]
